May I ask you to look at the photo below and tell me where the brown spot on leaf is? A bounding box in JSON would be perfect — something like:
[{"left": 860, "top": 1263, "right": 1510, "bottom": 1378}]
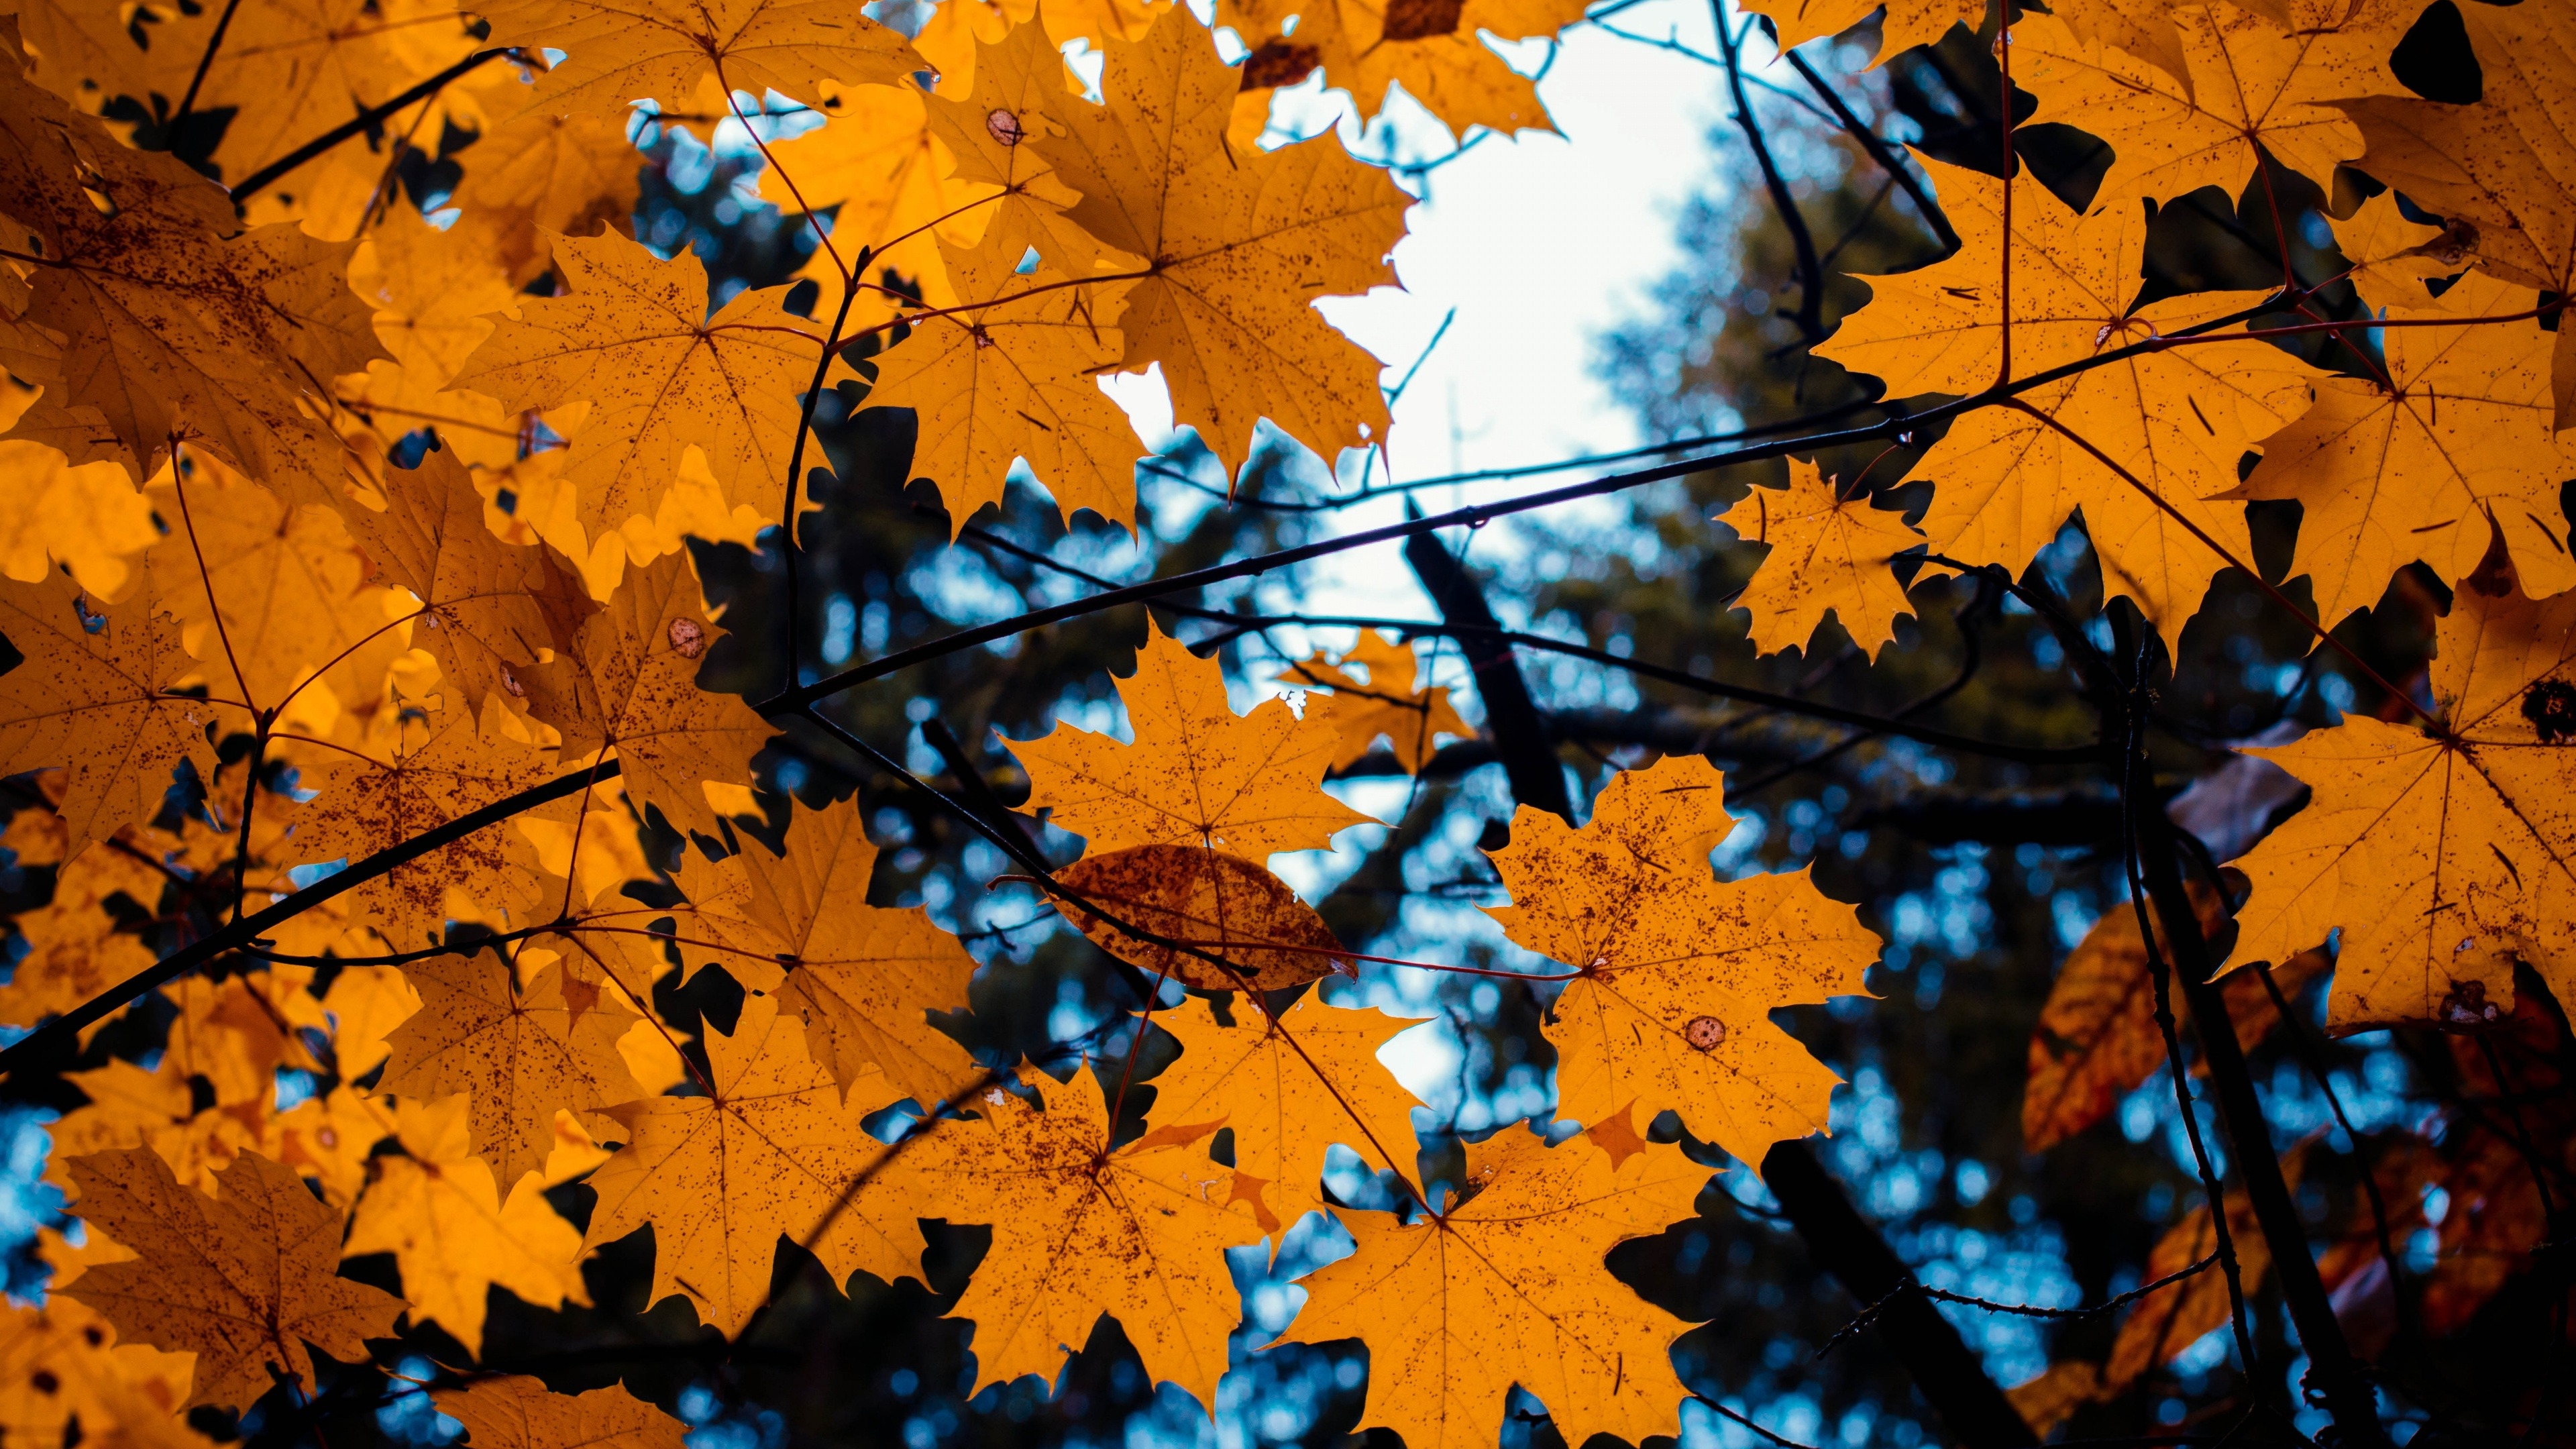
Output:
[
  {"left": 2522, "top": 679, "right": 2576, "bottom": 743},
  {"left": 667, "top": 617, "right": 706, "bottom": 657},
  {"left": 1240, "top": 39, "right": 1322, "bottom": 91},
  {"left": 1684, "top": 1016, "right": 1727, "bottom": 1051},
  {"left": 30, "top": 1371, "right": 57, "bottom": 1395},
  {"left": 986, "top": 108, "right": 1026, "bottom": 146},
  {"left": 1381, "top": 0, "right": 1467, "bottom": 41},
  {"left": 2440, "top": 979, "right": 2503, "bottom": 1028}
]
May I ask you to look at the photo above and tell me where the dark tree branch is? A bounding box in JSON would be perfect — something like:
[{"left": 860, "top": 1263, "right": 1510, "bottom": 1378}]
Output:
[
  {"left": 1401, "top": 511, "right": 1571, "bottom": 824},
  {"left": 1717, "top": 6, "right": 1828, "bottom": 348},
  {"left": 1780, "top": 46, "right": 1960, "bottom": 253},
  {"left": 784, "top": 287, "right": 2298, "bottom": 712},
  {"left": 2125, "top": 651, "right": 2390, "bottom": 1442},
  {"left": 227, "top": 48, "right": 509, "bottom": 206},
  {"left": 947, "top": 527, "right": 2095, "bottom": 763},
  {"left": 1761, "top": 1140, "right": 2039, "bottom": 1446},
  {"left": 172, "top": 0, "right": 245, "bottom": 126},
  {"left": 0, "top": 761, "right": 612, "bottom": 1089}
]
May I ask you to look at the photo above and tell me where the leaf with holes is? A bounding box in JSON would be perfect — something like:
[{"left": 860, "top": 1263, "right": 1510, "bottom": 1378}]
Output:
[
  {"left": 1485, "top": 755, "right": 1880, "bottom": 1171},
  {"left": 2230, "top": 543, "right": 2576, "bottom": 1030}
]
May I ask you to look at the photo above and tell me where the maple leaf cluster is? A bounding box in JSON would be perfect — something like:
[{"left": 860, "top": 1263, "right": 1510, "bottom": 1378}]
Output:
[
  {"left": 0, "top": 0, "right": 1870, "bottom": 1407},
  {"left": 0, "top": 0, "right": 2571, "bottom": 1442}
]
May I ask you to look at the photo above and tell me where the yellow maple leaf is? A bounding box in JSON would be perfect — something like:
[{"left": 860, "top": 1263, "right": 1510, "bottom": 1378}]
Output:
[
  {"left": 2229, "top": 272, "right": 2576, "bottom": 625},
  {"left": 149, "top": 0, "right": 482, "bottom": 211},
  {"left": 1713, "top": 457, "right": 1923, "bottom": 659},
  {"left": 452, "top": 229, "right": 825, "bottom": 543},
  {"left": 480, "top": 0, "right": 922, "bottom": 117},
  {"left": 1744, "top": 0, "right": 1987, "bottom": 64},
  {"left": 1273, "top": 629, "right": 1472, "bottom": 773},
  {"left": 13, "top": 4, "right": 163, "bottom": 112},
  {"left": 142, "top": 449, "right": 387, "bottom": 712},
  {"left": 0, "top": 864, "right": 154, "bottom": 1030},
  {"left": 1273, "top": 1124, "right": 1709, "bottom": 1449},
  {"left": 321, "top": 967, "right": 423, "bottom": 1083},
  {"left": 343, "top": 1095, "right": 590, "bottom": 1358},
  {"left": 753, "top": 78, "right": 996, "bottom": 333},
  {"left": 855, "top": 236, "right": 1144, "bottom": 535},
  {"left": 0, "top": 830, "right": 164, "bottom": 1028},
  {"left": 61, "top": 1148, "right": 407, "bottom": 1411},
  {"left": 1144, "top": 993, "right": 1428, "bottom": 1235},
  {"left": 338, "top": 450, "right": 577, "bottom": 721},
  {"left": 1008, "top": 620, "right": 1377, "bottom": 863},
  {"left": 0, "top": 568, "right": 220, "bottom": 854},
  {"left": 1221, "top": 0, "right": 1592, "bottom": 139},
  {"left": 916, "top": 17, "right": 1121, "bottom": 283},
  {"left": 289, "top": 699, "right": 573, "bottom": 949},
  {"left": 2340, "top": 0, "right": 2576, "bottom": 427},
  {"left": 1032, "top": 9, "right": 1409, "bottom": 482},
  {"left": 2017, "top": 2, "right": 2410, "bottom": 209},
  {"left": 2328, "top": 191, "right": 2475, "bottom": 316},
  {"left": 914, "top": 0, "right": 1175, "bottom": 99},
  {"left": 583, "top": 991, "right": 930, "bottom": 1338},
  {"left": 0, "top": 1295, "right": 205, "bottom": 1449},
  {"left": 1817, "top": 153, "right": 2322, "bottom": 646},
  {"left": 0, "top": 55, "right": 383, "bottom": 500},
  {"left": 378, "top": 955, "right": 647, "bottom": 1189},
  {"left": 908, "top": 1063, "right": 1263, "bottom": 1409},
  {"left": 657, "top": 796, "right": 983, "bottom": 1105},
  {"left": 443, "top": 109, "right": 648, "bottom": 289},
  {"left": 352, "top": 205, "right": 523, "bottom": 390},
  {"left": 159, "top": 968, "right": 327, "bottom": 1108},
  {"left": 1484, "top": 755, "right": 1880, "bottom": 1169},
  {"left": 272, "top": 1086, "right": 396, "bottom": 1209},
  {"left": 504, "top": 775, "right": 663, "bottom": 943},
  {"left": 0, "top": 437, "right": 156, "bottom": 600},
  {"left": 45, "top": 1057, "right": 266, "bottom": 1197},
  {"left": 519, "top": 549, "right": 779, "bottom": 844},
  {"left": 2230, "top": 547, "right": 2576, "bottom": 1031},
  {"left": 431, "top": 1377, "right": 688, "bottom": 1449},
  {"left": 911, "top": 0, "right": 1035, "bottom": 95},
  {"left": 2037, "top": 0, "right": 2200, "bottom": 90}
]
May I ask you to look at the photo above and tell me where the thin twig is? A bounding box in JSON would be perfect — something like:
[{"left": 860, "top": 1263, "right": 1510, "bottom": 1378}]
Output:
[
  {"left": 1717, "top": 6, "right": 1827, "bottom": 347},
  {"left": 1815, "top": 1250, "right": 2221, "bottom": 1359},
  {"left": 1781, "top": 47, "right": 1958, "bottom": 252}
]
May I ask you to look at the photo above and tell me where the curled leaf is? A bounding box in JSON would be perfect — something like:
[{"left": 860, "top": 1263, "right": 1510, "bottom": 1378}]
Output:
[{"left": 1049, "top": 843, "right": 1352, "bottom": 991}]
